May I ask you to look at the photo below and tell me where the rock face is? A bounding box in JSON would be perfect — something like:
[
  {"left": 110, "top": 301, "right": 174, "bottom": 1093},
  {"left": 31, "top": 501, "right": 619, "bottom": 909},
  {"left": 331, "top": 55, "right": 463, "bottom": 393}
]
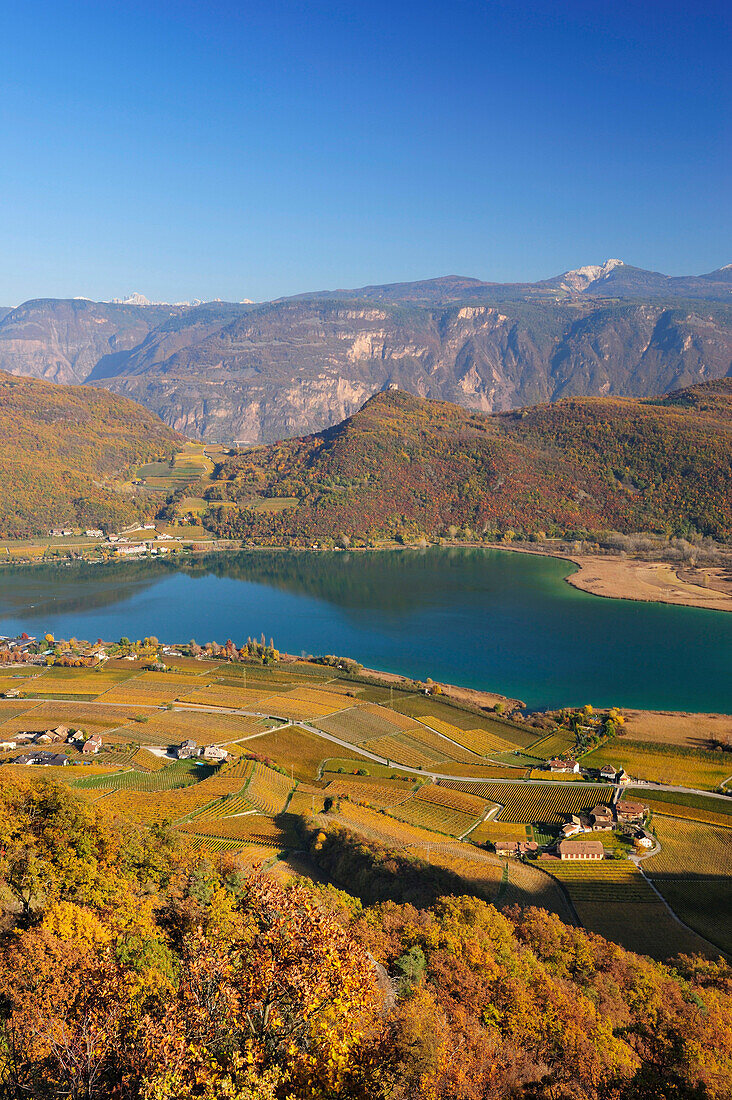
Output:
[
  {"left": 0, "top": 263, "right": 730, "bottom": 441},
  {"left": 0, "top": 299, "right": 186, "bottom": 384}
]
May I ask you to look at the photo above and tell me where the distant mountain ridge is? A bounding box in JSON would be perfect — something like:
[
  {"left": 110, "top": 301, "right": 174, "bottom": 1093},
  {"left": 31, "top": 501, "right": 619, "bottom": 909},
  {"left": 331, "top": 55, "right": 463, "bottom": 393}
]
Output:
[{"left": 0, "top": 261, "right": 729, "bottom": 441}]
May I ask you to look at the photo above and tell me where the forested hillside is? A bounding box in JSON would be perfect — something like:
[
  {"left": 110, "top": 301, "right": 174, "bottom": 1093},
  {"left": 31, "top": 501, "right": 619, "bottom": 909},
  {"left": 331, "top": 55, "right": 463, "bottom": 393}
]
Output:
[
  {"left": 203, "top": 381, "right": 732, "bottom": 543},
  {"left": 1, "top": 777, "right": 730, "bottom": 1100},
  {"left": 0, "top": 372, "right": 181, "bottom": 537}
]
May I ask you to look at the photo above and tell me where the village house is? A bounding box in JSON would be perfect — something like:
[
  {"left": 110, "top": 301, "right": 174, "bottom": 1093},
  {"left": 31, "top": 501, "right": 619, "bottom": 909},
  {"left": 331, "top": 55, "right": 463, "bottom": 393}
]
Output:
[
  {"left": 84, "top": 529, "right": 104, "bottom": 538},
  {"left": 599, "top": 764, "right": 617, "bottom": 780},
  {"left": 634, "top": 830, "right": 654, "bottom": 849},
  {"left": 177, "top": 739, "right": 198, "bottom": 759},
  {"left": 589, "top": 804, "right": 614, "bottom": 830},
  {"left": 616, "top": 800, "right": 647, "bottom": 824},
  {"left": 82, "top": 734, "right": 103, "bottom": 754},
  {"left": 0, "top": 741, "right": 16, "bottom": 752},
  {"left": 15, "top": 751, "right": 69, "bottom": 766},
  {"left": 561, "top": 814, "right": 584, "bottom": 838},
  {"left": 66, "top": 730, "right": 86, "bottom": 744},
  {"left": 202, "top": 744, "right": 229, "bottom": 762},
  {"left": 494, "top": 840, "right": 539, "bottom": 857},
  {"left": 548, "top": 758, "right": 580, "bottom": 774},
  {"left": 557, "top": 839, "right": 604, "bottom": 860}
]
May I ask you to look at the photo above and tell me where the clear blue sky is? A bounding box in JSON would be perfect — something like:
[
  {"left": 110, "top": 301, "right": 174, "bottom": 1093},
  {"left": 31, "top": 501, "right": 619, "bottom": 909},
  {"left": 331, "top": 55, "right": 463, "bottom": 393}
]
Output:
[{"left": 1, "top": 0, "right": 729, "bottom": 304}]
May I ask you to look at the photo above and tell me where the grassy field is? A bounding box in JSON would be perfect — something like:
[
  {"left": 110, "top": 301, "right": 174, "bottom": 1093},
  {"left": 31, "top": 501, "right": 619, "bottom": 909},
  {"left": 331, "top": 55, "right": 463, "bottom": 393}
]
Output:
[
  {"left": 623, "top": 710, "right": 732, "bottom": 751},
  {"left": 645, "top": 817, "right": 732, "bottom": 955},
  {"left": 583, "top": 740, "right": 732, "bottom": 790}
]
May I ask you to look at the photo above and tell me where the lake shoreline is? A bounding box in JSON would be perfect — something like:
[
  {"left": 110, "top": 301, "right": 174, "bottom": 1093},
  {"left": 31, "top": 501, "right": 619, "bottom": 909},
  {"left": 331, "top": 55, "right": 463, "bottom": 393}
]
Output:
[
  {"left": 477, "top": 543, "right": 732, "bottom": 614},
  {"left": 3, "top": 533, "right": 732, "bottom": 613}
]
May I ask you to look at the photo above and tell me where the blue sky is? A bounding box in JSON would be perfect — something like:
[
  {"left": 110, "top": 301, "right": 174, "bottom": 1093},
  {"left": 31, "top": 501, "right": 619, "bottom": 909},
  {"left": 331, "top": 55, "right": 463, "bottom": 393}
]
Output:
[{"left": 1, "top": 0, "right": 729, "bottom": 304}]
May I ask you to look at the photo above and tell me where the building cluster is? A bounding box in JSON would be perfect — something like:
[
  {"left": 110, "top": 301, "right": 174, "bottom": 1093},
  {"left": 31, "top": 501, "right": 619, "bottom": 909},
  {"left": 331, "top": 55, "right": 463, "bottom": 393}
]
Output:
[
  {"left": 546, "top": 758, "right": 631, "bottom": 783},
  {"left": 493, "top": 798, "right": 651, "bottom": 861},
  {"left": 4, "top": 725, "right": 103, "bottom": 765}
]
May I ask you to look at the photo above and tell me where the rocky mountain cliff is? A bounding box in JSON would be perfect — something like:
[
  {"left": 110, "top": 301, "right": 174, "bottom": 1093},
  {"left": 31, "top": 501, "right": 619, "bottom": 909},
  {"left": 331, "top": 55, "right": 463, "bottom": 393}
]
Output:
[{"left": 0, "top": 262, "right": 729, "bottom": 441}]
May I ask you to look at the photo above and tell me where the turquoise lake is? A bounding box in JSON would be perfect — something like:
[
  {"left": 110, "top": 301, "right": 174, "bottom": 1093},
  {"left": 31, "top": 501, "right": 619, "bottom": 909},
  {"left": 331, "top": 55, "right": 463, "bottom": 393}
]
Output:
[{"left": 0, "top": 548, "right": 729, "bottom": 712}]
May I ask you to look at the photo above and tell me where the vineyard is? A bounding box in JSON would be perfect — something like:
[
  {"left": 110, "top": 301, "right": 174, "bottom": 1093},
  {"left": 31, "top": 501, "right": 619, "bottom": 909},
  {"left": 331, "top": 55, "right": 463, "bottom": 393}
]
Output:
[
  {"left": 582, "top": 741, "right": 732, "bottom": 791},
  {"left": 543, "top": 858, "right": 712, "bottom": 958},
  {"left": 323, "top": 779, "right": 415, "bottom": 808},
  {"left": 632, "top": 789, "right": 732, "bottom": 826},
  {"left": 178, "top": 814, "right": 293, "bottom": 846},
  {"left": 243, "top": 761, "right": 294, "bottom": 814},
  {"left": 315, "top": 705, "right": 411, "bottom": 743},
  {"left": 70, "top": 759, "right": 215, "bottom": 791},
  {"left": 451, "top": 782, "right": 613, "bottom": 824},
  {"left": 178, "top": 685, "right": 270, "bottom": 709},
  {"left": 526, "top": 732, "right": 577, "bottom": 760},
  {"left": 420, "top": 716, "right": 512, "bottom": 756},
  {"left": 646, "top": 818, "right": 732, "bottom": 954}
]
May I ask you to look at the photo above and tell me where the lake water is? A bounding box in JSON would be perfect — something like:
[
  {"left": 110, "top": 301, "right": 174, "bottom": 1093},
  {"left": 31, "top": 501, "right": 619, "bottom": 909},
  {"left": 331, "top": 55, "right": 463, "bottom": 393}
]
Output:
[{"left": 0, "top": 548, "right": 730, "bottom": 712}]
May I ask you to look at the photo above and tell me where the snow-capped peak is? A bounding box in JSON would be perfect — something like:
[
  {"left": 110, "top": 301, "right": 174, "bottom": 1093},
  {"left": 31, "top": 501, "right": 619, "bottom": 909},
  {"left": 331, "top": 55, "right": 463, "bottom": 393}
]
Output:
[
  {"left": 111, "top": 292, "right": 152, "bottom": 306},
  {"left": 560, "top": 258, "right": 623, "bottom": 292}
]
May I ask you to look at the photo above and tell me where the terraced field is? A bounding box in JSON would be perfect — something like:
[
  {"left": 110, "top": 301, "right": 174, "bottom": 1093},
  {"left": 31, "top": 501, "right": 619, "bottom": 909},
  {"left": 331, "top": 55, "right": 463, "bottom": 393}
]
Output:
[{"left": 645, "top": 818, "right": 732, "bottom": 955}]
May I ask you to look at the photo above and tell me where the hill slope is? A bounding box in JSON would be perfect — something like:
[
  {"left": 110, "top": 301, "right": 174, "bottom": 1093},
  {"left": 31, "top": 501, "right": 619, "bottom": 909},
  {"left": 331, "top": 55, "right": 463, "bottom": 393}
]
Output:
[
  {"left": 0, "top": 372, "right": 181, "bottom": 537},
  {"left": 203, "top": 381, "right": 732, "bottom": 543}
]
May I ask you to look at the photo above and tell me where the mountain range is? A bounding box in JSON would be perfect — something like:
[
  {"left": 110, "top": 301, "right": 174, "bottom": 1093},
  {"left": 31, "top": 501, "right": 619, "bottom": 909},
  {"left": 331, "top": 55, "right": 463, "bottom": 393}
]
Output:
[{"left": 0, "top": 260, "right": 730, "bottom": 442}]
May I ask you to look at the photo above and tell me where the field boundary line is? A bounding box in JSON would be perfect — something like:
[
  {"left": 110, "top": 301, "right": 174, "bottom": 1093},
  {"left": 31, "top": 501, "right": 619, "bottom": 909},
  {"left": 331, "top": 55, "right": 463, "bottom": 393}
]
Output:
[{"left": 635, "top": 859, "right": 728, "bottom": 959}]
